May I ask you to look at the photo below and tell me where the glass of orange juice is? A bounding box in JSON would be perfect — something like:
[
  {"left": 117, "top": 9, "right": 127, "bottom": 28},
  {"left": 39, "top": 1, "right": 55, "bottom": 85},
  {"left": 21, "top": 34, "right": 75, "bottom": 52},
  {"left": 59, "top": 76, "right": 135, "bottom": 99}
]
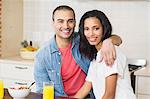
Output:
[
  {"left": 43, "top": 81, "right": 54, "bottom": 99},
  {"left": 0, "top": 80, "right": 4, "bottom": 99}
]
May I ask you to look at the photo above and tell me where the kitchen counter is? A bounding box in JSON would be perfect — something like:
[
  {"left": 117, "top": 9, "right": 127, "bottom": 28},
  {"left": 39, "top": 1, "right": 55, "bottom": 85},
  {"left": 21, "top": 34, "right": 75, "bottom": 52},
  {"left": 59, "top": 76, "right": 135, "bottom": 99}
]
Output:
[
  {"left": 134, "top": 66, "right": 150, "bottom": 99},
  {"left": 0, "top": 56, "right": 34, "bottom": 66},
  {"left": 134, "top": 66, "right": 150, "bottom": 77}
]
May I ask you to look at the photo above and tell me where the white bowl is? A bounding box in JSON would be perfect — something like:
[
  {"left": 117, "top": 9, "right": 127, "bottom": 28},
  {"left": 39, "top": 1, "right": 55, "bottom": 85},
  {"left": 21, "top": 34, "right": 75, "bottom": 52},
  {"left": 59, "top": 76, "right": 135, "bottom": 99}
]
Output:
[
  {"left": 20, "top": 51, "right": 36, "bottom": 60},
  {"left": 8, "top": 88, "right": 31, "bottom": 99}
]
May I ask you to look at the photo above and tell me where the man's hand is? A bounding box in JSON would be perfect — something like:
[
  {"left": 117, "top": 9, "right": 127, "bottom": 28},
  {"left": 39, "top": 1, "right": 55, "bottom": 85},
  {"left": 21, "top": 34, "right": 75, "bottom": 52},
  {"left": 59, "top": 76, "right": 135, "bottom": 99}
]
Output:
[{"left": 100, "top": 38, "right": 116, "bottom": 66}]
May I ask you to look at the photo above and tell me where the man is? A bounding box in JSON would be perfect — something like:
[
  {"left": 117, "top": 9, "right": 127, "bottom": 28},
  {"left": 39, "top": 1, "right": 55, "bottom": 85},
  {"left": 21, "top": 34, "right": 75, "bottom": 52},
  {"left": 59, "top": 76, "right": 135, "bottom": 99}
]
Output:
[{"left": 34, "top": 5, "right": 122, "bottom": 97}]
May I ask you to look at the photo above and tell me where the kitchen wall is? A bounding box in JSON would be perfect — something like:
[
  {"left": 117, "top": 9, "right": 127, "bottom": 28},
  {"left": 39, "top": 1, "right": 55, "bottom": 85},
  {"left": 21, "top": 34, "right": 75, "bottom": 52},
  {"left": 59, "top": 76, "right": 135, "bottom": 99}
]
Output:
[
  {"left": 2, "top": 0, "right": 23, "bottom": 57},
  {"left": 23, "top": 0, "right": 150, "bottom": 65},
  {"left": 148, "top": 2, "right": 150, "bottom": 65}
]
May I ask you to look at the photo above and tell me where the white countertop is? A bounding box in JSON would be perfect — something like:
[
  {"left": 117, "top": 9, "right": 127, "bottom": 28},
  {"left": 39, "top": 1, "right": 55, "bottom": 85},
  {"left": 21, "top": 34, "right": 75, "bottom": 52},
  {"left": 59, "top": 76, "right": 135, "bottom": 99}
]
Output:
[
  {"left": 134, "top": 66, "right": 150, "bottom": 77},
  {"left": 0, "top": 56, "right": 34, "bottom": 65}
]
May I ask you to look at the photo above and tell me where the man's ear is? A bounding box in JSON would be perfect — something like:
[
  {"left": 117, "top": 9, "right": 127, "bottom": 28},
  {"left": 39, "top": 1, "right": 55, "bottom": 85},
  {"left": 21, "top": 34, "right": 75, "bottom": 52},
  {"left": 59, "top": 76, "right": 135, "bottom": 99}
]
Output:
[
  {"left": 51, "top": 20, "right": 55, "bottom": 31},
  {"left": 52, "top": 20, "right": 55, "bottom": 26}
]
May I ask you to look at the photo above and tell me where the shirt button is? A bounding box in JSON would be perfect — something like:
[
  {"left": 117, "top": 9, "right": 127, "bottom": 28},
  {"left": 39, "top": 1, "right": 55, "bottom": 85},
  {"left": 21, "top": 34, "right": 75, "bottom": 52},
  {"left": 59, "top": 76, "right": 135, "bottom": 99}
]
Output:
[
  {"left": 57, "top": 73, "right": 59, "bottom": 76},
  {"left": 58, "top": 53, "right": 61, "bottom": 55},
  {"left": 58, "top": 62, "right": 60, "bottom": 65},
  {"left": 62, "top": 92, "right": 65, "bottom": 95}
]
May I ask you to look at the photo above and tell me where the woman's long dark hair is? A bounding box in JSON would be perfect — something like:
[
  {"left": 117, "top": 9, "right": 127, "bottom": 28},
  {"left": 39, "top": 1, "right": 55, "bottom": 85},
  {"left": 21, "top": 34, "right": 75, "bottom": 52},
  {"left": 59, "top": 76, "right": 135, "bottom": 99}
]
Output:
[{"left": 79, "top": 10, "right": 112, "bottom": 61}]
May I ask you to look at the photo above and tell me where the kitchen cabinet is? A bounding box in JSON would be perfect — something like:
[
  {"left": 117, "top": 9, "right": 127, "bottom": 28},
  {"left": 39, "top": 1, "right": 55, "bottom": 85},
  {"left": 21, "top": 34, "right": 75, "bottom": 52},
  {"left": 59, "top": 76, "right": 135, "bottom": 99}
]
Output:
[
  {"left": 134, "top": 67, "right": 150, "bottom": 99},
  {"left": 0, "top": 56, "right": 35, "bottom": 92}
]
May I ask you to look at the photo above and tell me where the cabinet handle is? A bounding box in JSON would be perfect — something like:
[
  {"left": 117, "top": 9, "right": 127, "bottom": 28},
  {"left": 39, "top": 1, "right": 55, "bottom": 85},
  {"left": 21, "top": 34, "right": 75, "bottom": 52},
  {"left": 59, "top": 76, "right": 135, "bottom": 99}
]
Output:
[
  {"left": 15, "top": 82, "right": 27, "bottom": 85},
  {"left": 15, "top": 66, "right": 28, "bottom": 69}
]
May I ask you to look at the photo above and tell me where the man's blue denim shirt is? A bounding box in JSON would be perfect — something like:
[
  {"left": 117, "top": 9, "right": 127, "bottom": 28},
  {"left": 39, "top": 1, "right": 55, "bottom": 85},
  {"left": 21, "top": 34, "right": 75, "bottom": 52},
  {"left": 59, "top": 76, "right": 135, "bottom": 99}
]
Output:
[{"left": 34, "top": 34, "right": 90, "bottom": 96}]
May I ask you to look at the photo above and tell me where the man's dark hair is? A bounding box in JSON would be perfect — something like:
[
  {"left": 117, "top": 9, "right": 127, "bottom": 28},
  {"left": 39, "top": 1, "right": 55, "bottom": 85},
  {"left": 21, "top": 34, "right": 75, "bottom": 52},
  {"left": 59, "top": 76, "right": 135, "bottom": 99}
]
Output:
[{"left": 52, "top": 5, "right": 75, "bottom": 21}]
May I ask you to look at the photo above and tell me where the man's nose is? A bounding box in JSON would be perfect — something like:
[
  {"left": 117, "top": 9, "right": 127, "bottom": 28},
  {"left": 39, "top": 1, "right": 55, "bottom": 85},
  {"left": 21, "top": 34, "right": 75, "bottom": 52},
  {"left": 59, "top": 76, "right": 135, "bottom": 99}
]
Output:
[{"left": 63, "top": 22, "right": 69, "bottom": 29}]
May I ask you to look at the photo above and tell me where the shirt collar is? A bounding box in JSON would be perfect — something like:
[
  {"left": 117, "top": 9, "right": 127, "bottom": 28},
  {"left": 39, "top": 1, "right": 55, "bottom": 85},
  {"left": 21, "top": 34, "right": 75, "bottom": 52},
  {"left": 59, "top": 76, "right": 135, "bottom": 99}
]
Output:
[
  {"left": 50, "top": 34, "right": 79, "bottom": 53},
  {"left": 50, "top": 35, "right": 59, "bottom": 53}
]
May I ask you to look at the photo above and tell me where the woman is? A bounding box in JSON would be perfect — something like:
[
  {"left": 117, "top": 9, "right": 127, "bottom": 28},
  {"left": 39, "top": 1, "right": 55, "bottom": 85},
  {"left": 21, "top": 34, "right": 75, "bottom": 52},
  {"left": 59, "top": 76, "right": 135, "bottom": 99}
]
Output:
[{"left": 74, "top": 10, "right": 136, "bottom": 99}]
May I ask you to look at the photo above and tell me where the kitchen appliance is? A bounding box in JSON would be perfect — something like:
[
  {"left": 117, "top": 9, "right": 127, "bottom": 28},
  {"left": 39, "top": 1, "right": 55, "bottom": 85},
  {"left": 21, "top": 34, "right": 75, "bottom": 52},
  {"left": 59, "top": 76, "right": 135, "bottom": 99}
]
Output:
[{"left": 127, "top": 59, "right": 147, "bottom": 93}]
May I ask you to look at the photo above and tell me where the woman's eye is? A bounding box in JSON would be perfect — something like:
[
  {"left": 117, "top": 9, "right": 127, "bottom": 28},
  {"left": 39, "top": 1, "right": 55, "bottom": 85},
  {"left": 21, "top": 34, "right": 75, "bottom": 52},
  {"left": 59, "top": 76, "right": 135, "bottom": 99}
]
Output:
[{"left": 95, "top": 28, "right": 100, "bottom": 30}]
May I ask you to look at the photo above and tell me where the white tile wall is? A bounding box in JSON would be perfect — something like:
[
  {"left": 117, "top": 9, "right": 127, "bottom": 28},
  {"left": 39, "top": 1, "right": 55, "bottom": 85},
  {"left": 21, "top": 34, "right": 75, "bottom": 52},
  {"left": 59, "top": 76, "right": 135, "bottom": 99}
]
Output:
[
  {"left": 148, "top": 2, "right": 150, "bottom": 65},
  {"left": 23, "top": 0, "right": 150, "bottom": 65}
]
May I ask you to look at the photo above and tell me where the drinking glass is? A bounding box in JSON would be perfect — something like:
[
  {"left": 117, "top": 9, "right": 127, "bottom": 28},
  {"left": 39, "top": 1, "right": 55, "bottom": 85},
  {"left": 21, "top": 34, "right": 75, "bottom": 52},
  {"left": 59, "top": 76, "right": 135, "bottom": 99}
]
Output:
[
  {"left": 0, "top": 80, "right": 4, "bottom": 98},
  {"left": 43, "top": 81, "right": 54, "bottom": 99}
]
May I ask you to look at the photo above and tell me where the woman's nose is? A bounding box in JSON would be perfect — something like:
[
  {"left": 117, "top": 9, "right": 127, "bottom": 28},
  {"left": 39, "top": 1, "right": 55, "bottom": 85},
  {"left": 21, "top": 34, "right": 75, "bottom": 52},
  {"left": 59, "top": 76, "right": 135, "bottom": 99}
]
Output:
[{"left": 88, "top": 30, "right": 94, "bottom": 36}]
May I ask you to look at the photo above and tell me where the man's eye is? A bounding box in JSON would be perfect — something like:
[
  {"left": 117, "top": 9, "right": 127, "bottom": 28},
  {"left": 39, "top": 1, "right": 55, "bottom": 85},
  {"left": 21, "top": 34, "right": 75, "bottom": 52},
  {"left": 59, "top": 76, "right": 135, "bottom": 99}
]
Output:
[
  {"left": 68, "top": 20, "right": 74, "bottom": 23},
  {"left": 84, "top": 28, "right": 89, "bottom": 30},
  {"left": 58, "top": 20, "right": 63, "bottom": 23}
]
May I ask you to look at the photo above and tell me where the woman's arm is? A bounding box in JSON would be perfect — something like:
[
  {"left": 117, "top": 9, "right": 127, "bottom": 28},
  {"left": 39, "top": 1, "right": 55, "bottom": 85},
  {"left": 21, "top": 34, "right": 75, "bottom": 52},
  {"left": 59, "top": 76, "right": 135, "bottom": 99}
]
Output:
[
  {"left": 100, "top": 35, "right": 122, "bottom": 66},
  {"left": 74, "top": 81, "right": 92, "bottom": 98},
  {"left": 102, "top": 74, "right": 118, "bottom": 99}
]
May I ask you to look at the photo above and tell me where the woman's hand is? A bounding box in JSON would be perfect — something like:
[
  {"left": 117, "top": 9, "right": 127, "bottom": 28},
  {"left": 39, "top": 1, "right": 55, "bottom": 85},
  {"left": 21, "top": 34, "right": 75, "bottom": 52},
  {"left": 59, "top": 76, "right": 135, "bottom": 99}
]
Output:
[{"left": 100, "top": 38, "right": 116, "bottom": 66}]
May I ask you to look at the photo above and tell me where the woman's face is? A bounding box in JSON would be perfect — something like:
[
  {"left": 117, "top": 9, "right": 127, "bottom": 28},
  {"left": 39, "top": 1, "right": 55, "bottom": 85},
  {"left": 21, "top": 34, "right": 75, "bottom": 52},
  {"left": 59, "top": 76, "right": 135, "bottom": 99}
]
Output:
[{"left": 84, "top": 17, "right": 103, "bottom": 46}]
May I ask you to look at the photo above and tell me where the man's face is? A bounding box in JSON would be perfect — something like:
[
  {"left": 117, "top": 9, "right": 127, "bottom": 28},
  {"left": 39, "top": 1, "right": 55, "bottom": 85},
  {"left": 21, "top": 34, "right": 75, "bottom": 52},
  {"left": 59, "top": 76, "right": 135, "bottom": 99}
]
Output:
[{"left": 53, "top": 10, "right": 76, "bottom": 40}]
